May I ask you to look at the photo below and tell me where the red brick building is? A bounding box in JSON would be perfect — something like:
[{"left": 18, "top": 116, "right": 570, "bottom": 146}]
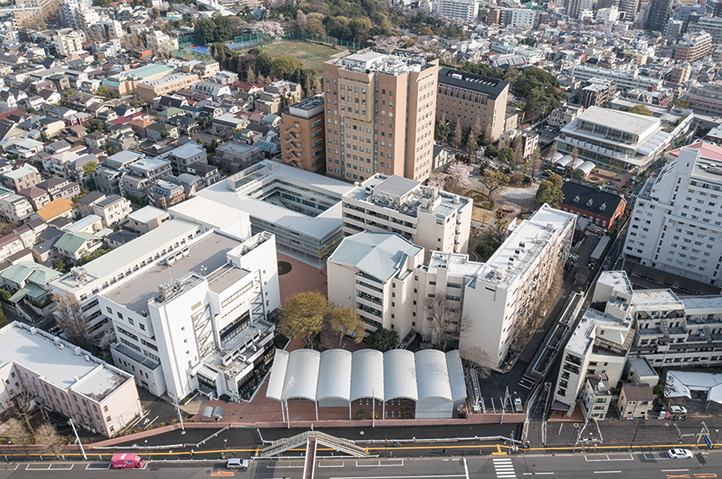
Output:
[{"left": 559, "top": 182, "right": 627, "bottom": 231}]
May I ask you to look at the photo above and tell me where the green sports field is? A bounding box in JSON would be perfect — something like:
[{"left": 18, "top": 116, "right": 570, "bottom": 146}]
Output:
[{"left": 242, "top": 41, "right": 342, "bottom": 73}]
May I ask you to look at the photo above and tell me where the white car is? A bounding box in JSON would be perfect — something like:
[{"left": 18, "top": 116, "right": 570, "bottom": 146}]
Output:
[
  {"left": 670, "top": 405, "right": 687, "bottom": 414},
  {"left": 667, "top": 448, "right": 693, "bottom": 459},
  {"left": 227, "top": 459, "right": 249, "bottom": 470}
]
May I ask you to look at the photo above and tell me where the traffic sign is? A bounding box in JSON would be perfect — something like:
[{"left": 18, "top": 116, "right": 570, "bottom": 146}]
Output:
[{"left": 704, "top": 435, "right": 712, "bottom": 449}]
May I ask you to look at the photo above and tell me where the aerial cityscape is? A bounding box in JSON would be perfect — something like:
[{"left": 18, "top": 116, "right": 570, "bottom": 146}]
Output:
[{"left": 1, "top": 0, "right": 722, "bottom": 476}]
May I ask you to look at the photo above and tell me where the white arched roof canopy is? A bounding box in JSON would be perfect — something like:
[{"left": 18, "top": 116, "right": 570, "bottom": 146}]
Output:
[
  {"left": 415, "top": 349, "right": 452, "bottom": 401},
  {"left": 350, "top": 349, "right": 384, "bottom": 401},
  {"left": 383, "top": 349, "right": 418, "bottom": 401},
  {"left": 266, "top": 349, "right": 288, "bottom": 402},
  {"left": 316, "top": 349, "right": 352, "bottom": 402},
  {"left": 283, "top": 349, "right": 321, "bottom": 401},
  {"left": 446, "top": 350, "right": 467, "bottom": 402}
]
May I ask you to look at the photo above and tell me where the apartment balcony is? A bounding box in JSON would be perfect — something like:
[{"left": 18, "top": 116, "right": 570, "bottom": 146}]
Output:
[
  {"left": 357, "top": 302, "right": 382, "bottom": 319},
  {"left": 357, "top": 291, "right": 382, "bottom": 306},
  {"left": 356, "top": 280, "right": 383, "bottom": 295}
]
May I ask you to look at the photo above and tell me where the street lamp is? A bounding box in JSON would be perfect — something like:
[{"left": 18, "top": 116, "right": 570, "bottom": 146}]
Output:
[
  {"left": 629, "top": 419, "right": 642, "bottom": 450},
  {"left": 68, "top": 418, "right": 87, "bottom": 461}
]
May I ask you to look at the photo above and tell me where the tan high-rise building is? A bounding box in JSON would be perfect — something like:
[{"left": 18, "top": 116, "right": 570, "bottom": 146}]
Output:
[
  {"left": 323, "top": 50, "right": 439, "bottom": 183},
  {"left": 280, "top": 94, "right": 325, "bottom": 174},
  {"left": 436, "top": 68, "right": 510, "bottom": 143}
]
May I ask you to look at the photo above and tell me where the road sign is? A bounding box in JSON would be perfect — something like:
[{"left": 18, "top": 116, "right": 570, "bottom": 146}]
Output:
[{"left": 704, "top": 435, "right": 712, "bottom": 449}]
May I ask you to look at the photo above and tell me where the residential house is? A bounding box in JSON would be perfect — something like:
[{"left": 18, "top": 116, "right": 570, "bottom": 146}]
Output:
[
  {"left": 85, "top": 131, "right": 107, "bottom": 149},
  {"left": 0, "top": 234, "right": 26, "bottom": 261},
  {"left": 214, "top": 142, "right": 263, "bottom": 173},
  {"left": 107, "top": 127, "right": 138, "bottom": 151},
  {"left": 53, "top": 231, "right": 102, "bottom": 262},
  {"left": 560, "top": 182, "right": 627, "bottom": 231},
  {"left": 104, "top": 230, "right": 139, "bottom": 249},
  {"left": 90, "top": 194, "right": 131, "bottom": 227},
  {"left": 76, "top": 191, "right": 106, "bottom": 217},
  {"left": 1, "top": 261, "right": 61, "bottom": 320},
  {"left": 166, "top": 142, "right": 207, "bottom": 175},
  {"left": 150, "top": 180, "right": 185, "bottom": 209},
  {"left": 0, "top": 194, "right": 34, "bottom": 223},
  {"left": 36, "top": 177, "right": 81, "bottom": 201},
  {"left": 3, "top": 166, "right": 41, "bottom": 192},
  {"left": 35, "top": 198, "right": 75, "bottom": 223},
  {"left": 126, "top": 205, "right": 170, "bottom": 233},
  {"left": 17, "top": 186, "right": 50, "bottom": 211},
  {"left": 617, "top": 383, "right": 654, "bottom": 420}
]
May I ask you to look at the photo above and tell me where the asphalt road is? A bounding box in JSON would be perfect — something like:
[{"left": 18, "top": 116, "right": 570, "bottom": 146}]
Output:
[{"left": 1, "top": 451, "right": 720, "bottom": 479}]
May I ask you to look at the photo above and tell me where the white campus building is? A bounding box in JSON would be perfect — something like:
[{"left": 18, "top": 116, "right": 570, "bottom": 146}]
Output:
[
  {"left": 329, "top": 205, "right": 576, "bottom": 368},
  {"left": 624, "top": 144, "right": 722, "bottom": 286},
  {"left": 100, "top": 229, "right": 280, "bottom": 401},
  {"left": 437, "top": 0, "right": 479, "bottom": 21},
  {"left": 197, "top": 160, "right": 354, "bottom": 261},
  {"left": 556, "top": 106, "right": 692, "bottom": 173},
  {"left": 342, "top": 175, "right": 472, "bottom": 258},
  {"left": 0, "top": 322, "right": 141, "bottom": 437}
]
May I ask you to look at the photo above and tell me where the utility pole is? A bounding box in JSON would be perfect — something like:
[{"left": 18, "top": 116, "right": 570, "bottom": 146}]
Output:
[
  {"left": 68, "top": 418, "right": 87, "bottom": 461},
  {"left": 175, "top": 397, "right": 185, "bottom": 434}
]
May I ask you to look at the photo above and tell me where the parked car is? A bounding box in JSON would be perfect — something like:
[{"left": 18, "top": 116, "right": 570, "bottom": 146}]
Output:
[
  {"left": 227, "top": 459, "right": 249, "bottom": 470},
  {"left": 670, "top": 405, "right": 687, "bottom": 414},
  {"left": 667, "top": 448, "right": 693, "bottom": 459}
]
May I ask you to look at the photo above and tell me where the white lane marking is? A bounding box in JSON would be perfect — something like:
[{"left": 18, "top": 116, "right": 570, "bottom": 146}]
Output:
[
  {"left": 86, "top": 464, "right": 111, "bottom": 470},
  {"left": 50, "top": 464, "right": 74, "bottom": 470},
  {"left": 318, "top": 462, "right": 344, "bottom": 468},
  {"left": 593, "top": 472, "right": 621, "bottom": 474},
  {"left": 266, "top": 465, "right": 304, "bottom": 469},
  {"left": 518, "top": 382, "right": 532, "bottom": 390},
  {"left": 584, "top": 455, "right": 634, "bottom": 462},
  {"left": 661, "top": 469, "right": 690, "bottom": 472},
  {"left": 536, "top": 473, "right": 555, "bottom": 475},
  {"left": 356, "top": 460, "right": 404, "bottom": 467},
  {"left": 26, "top": 465, "right": 52, "bottom": 470}
]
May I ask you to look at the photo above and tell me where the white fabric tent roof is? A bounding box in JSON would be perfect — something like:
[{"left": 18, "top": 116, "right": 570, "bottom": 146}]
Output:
[
  {"left": 383, "top": 349, "right": 419, "bottom": 401},
  {"left": 351, "top": 349, "right": 385, "bottom": 401},
  {"left": 316, "top": 349, "right": 352, "bottom": 401},
  {"left": 283, "top": 349, "right": 321, "bottom": 401},
  {"left": 665, "top": 370, "right": 722, "bottom": 404},
  {"left": 266, "top": 349, "right": 289, "bottom": 401},
  {"left": 266, "top": 348, "right": 467, "bottom": 404},
  {"left": 416, "top": 349, "right": 452, "bottom": 401}
]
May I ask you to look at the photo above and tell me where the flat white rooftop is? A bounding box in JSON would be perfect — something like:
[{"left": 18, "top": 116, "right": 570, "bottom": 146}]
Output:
[
  {"left": 631, "top": 289, "right": 683, "bottom": 308},
  {"left": 574, "top": 106, "right": 660, "bottom": 138},
  {"left": 51, "top": 219, "right": 200, "bottom": 294},
  {"left": 197, "top": 160, "right": 353, "bottom": 240},
  {"left": 0, "top": 322, "right": 130, "bottom": 400}
]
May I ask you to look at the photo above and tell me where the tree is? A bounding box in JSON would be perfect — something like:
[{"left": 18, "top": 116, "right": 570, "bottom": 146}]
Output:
[
  {"left": 548, "top": 141, "right": 557, "bottom": 159},
  {"left": 446, "top": 162, "right": 472, "bottom": 194},
  {"left": 673, "top": 98, "right": 691, "bottom": 109},
  {"left": 194, "top": 18, "right": 216, "bottom": 44},
  {"left": 81, "top": 160, "right": 98, "bottom": 180},
  {"left": 571, "top": 169, "right": 586, "bottom": 181},
  {"left": 424, "top": 297, "right": 469, "bottom": 351},
  {"left": 460, "top": 346, "right": 492, "bottom": 379},
  {"left": 366, "top": 327, "right": 398, "bottom": 352},
  {"left": 536, "top": 173, "right": 564, "bottom": 207},
  {"left": 529, "top": 147, "right": 542, "bottom": 178},
  {"left": 251, "top": 20, "right": 284, "bottom": 37},
  {"left": 160, "top": 130, "right": 170, "bottom": 139},
  {"left": 8, "top": 391, "right": 36, "bottom": 435},
  {"left": 497, "top": 146, "right": 515, "bottom": 167},
  {"left": 53, "top": 293, "right": 91, "bottom": 346},
  {"left": 279, "top": 291, "right": 328, "bottom": 348},
  {"left": 296, "top": 10, "right": 307, "bottom": 30},
  {"left": 451, "top": 121, "right": 463, "bottom": 152},
  {"left": 570, "top": 146, "right": 579, "bottom": 161},
  {"left": 485, "top": 144, "right": 498, "bottom": 158},
  {"left": 326, "top": 307, "right": 365, "bottom": 347},
  {"left": 627, "top": 104, "right": 654, "bottom": 117},
  {"left": 475, "top": 216, "right": 510, "bottom": 261},
  {"left": 35, "top": 422, "right": 64, "bottom": 459},
  {"left": 4, "top": 418, "right": 32, "bottom": 456},
  {"left": 479, "top": 169, "right": 509, "bottom": 201},
  {"left": 512, "top": 136, "right": 524, "bottom": 168},
  {"left": 98, "top": 321, "right": 116, "bottom": 349},
  {"left": 435, "top": 121, "right": 450, "bottom": 144}
]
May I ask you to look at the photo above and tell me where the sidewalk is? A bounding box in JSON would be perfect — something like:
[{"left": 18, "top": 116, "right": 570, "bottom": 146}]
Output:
[{"left": 528, "top": 417, "right": 722, "bottom": 450}]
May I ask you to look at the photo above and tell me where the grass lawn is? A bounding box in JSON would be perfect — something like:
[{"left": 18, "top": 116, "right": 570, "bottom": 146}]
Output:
[{"left": 241, "top": 41, "right": 342, "bottom": 74}]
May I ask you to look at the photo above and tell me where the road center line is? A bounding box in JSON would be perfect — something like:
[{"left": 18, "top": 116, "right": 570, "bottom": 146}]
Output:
[
  {"left": 593, "top": 471, "right": 621, "bottom": 474},
  {"left": 535, "top": 473, "right": 555, "bottom": 475},
  {"left": 661, "top": 469, "right": 689, "bottom": 472}
]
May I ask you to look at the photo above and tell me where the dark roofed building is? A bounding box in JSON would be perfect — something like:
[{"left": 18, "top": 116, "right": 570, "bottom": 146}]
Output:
[
  {"left": 436, "top": 68, "right": 510, "bottom": 142},
  {"left": 560, "top": 182, "right": 627, "bottom": 231}
]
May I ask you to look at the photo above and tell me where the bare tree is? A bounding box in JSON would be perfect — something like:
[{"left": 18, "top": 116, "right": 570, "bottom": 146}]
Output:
[
  {"left": 9, "top": 390, "right": 36, "bottom": 434},
  {"left": 424, "top": 297, "right": 469, "bottom": 352},
  {"left": 529, "top": 147, "right": 542, "bottom": 179},
  {"left": 451, "top": 121, "right": 463, "bottom": 154},
  {"left": 53, "top": 293, "right": 91, "bottom": 346},
  {"left": 460, "top": 346, "right": 492, "bottom": 379},
  {"left": 427, "top": 173, "right": 447, "bottom": 190},
  {"left": 98, "top": 322, "right": 116, "bottom": 350},
  {"left": 35, "top": 422, "right": 64, "bottom": 459},
  {"left": 4, "top": 418, "right": 32, "bottom": 456}
]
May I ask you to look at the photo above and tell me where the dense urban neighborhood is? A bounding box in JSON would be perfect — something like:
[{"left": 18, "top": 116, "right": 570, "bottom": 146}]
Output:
[{"left": 2, "top": 0, "right": 722, "bottom": 476}]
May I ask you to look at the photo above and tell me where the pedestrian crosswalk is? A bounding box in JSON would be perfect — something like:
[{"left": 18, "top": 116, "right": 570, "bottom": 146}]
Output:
[{"left": 493, "top": 457, "right": 516, "bottom": 479}]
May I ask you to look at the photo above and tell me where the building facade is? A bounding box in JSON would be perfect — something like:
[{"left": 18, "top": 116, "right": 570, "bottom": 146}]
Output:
[
  {"left": 674, "top": 32, "right": 712, "bottom": 62},
  {"left": 342, "top": 174, "right": 472, "bottom": 257},
  {"left": 323, "top": 50, "right": 439, "bottom": 183},
  {"left": 436, "top": 68, "right": 510, "bottom": 143},
  {"left": 279, "top": 94, "right": 325, "bottom": 173},
  {"left": 624, "top": 144, "right": 722, "bottom": 286},
  {"left": 437, "top": 0, "right": 479, "bottom": 21}
]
